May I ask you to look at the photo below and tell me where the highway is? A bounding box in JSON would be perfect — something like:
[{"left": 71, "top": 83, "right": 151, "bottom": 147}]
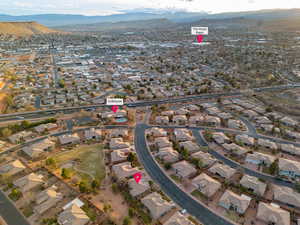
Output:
[
  {"left": 1, "top": 83, "right": 300, "bottom": 122},
  {"left": 134, "top": 124, "right": 235, "bottom": 225}
]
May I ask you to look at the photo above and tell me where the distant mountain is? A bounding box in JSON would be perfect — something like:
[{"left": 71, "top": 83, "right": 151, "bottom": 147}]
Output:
[
  {"left": 55, "top": 18, "right": 176, "bottom": 32},
  {"left": 0, "top": 8, "right": 300, "bottom": 27},
  {"left": 0, "top": 22, "right": 58, "bottom": 36},
  {"left": 0, "top": 11, "right": 208, "bottom": 27}
]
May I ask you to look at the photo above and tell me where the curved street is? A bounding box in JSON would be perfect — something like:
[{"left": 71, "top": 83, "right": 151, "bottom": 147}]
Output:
[{"left": 134, "top": 123, "right": 235, "bottom": 225}]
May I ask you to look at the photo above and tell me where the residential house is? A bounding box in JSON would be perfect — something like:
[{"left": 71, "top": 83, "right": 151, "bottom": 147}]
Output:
[
  {"left": 128, "top": 174, "right": 151, "bottom": 197},
  {"left": 0, "top": 160, "right": 26, "bottom": 176},
  {"left": 154, "top": 137, "right": 172, "bottom": 149},
  {"left": 148, "top": 128, "right": 167, "bottom": 137},
  {"left": 235, "top": 134, "right": 255, "bottom": 146},
  {"left": 162, "top": 111, "right": 174, "bottom": 116},
  {"left": 156, "top": 116, "right": 169, "bottom": 125},
  {"left": 163, "top": 211, "right": 195, "bottom": 225},
  {"left": 110, "top": 138, "right": 130, "bottom": 150},
  {"left": 191, "top": 173, "right": 221, "bottom": 198},
  {"left": 141, "top": 192, "right": 174, "bottom": 219},
  {"left": 172, "top": 160, "right": 197, "bottom": 179},
  {"left": 208, "top": 163, "right": 236, "bottom": 179},
  {"left": 222, "top": 143, "right": 248, "bottom": 156},
  {"left": 280, "top": 117, "right": 298, "bottom": 127},
  {"left": 245, "top": 152, "right": 276, "bottom": 166},
  {"left": 191, "top": 151, "right": 217, "bottom": 167},
  {"left": 280, "top": 143, "right": 300, "bottom": 156},
  {"left": 218, "top": 190, "right": 251, "bottom": 214},
  {"left": 174, "top": 108, "right": 189, "bottom": 115},
  {"left": 58, "top": 133, "right": 80, "bottom": 145},
  {"left": 83, "top": 128, "right": 102, "bottom": 140},
  {"left": 179, "top": 141, "right": 199, "bottom": 153},
  {"left": 8, "top": 131, "right": 33, "bottom": 144},
  {"left": 243, "top": 110, "right": 258, "bottom": 118},
  {"left": 22, "top": 138, "right": 55, "bottom": 158},
  {"left": 110, "top": 129, "right": 128, "bottom": 138},
  {"left": 174, "top": 129, "right": 193, "bottom": 142},
  {"left": 173, "top": 115, "right": 188, "bottom": 125},
  {"left": 228, "top": 119, "right": 245, "bottom": 130},
  {"left": 257, "top": 138, "right": 278, "bottom": 150},
  {"left": 212, "top": 132, "right": 231, "bottom": 145},
  {"left": 256, "top": 202, "right": 290, "bottom": 225},
  {"left": 57, "top": 204, "right": 90, "bottom": 225},
  {"left": 112, "top": 162, "right": 140, "bottom": 179},
  {"left": 205, "top": 116, "right": 221, "bottom": 126},
  {"left": 34, "top": 123, "right": 58, "bottom": 134},
  {"left": 13, "top": 173, "right": 44, "bottom": 193},
  {"left": 111, "top": 148, "right": 132, "bottom": 164},
  {"left": 273, "top": 185, "right": 300, "bottom": 208},
  {"left": 34, "top": 185, "right": 63, "bottom": 214},
  {"left": 278, "top": 158, "right": 300, "bottom": 178},
  {"left": 157, "top": 147, "right": 179, "bottom": 163},
  {"left": 240, "top": 175, "right": 267, "bottom": 196}
]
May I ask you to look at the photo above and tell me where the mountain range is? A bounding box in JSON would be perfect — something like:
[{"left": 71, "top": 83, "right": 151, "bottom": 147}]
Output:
[{"left": 0, "top": 8, "right": 299, "bottom": 27}]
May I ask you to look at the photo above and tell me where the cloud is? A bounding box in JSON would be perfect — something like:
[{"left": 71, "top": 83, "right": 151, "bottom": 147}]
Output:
[{"left": 1, "top": 0, "right": 300, "bottom": 15}]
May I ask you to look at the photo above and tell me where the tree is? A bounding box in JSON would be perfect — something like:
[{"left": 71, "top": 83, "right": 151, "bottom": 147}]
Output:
[
  {"left": 203, "top": 130, "right": 213, "bottom": 142},
  {"left": 91, "top": 179, "right": 100, "bottom": 190},
  {"left": 1, "top": 127, "right": 12, "bottom": 138},
  {"left": 58, "top": 79, "right": 65, "bottom": 88},
  {"left": 21, "top": 120, "right": 30, "bottom": 128},
  {"left": 61, "top": 168, "right": 72, "bottom": 179},
  {"left": 103, "top": 204, "right": 112, "bottom": 213},
  {"left": 128, "top": 208, "right": 135, "bottom": 218},
  {"left": 191, "top": 158, "right": 203, "bottom": 169},
  {"left": 295, "top": 182, "right": 300, "bottom": 193},
  {"left": 269, "top": 160, "right": 279, "bottom": 175},
  {"left": 127, "top": 152, "right": 137, "bottom": 163},
  {"left": 164, "top": 163, "right": 172, "bottom": 170},
  {"left": 123, "top": 216, "right": 132, "bottom": 225},
  {"left": 79, "top": 180, "right": 90, "bottom": 193},
  {"left": 45, "top": 158, "right": 57, "bottom": 168},
  {"left": 111, "top": 183, "right": 119, "bottom": 193}
]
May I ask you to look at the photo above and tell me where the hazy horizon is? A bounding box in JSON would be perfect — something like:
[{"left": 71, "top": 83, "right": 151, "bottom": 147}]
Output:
[{"left": 1, "top": 0, "right": 300, "bottom": 16}]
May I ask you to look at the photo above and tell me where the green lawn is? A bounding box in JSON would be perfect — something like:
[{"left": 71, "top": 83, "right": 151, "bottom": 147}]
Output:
[{"left": 55, "top": 144, "right": 105, "bottom": 182}]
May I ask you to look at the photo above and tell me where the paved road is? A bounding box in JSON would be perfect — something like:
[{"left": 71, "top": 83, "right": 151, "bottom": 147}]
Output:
[
  {"left": 135, "top": 124, "right": 235, "bottom": 225},
  {"left": 0, "top": 191, "right": 31, "bottom": 225},
  {"left": 1, "top": 83, "right": 300, "bottom": 121},
  {"left": 191, "top": 129, "right": 294, "bottom": 188}
]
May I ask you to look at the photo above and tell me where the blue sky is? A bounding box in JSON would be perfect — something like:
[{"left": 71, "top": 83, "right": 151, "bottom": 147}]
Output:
[{"left": 1, "top": 0, "right": 300, "bottom": 15}]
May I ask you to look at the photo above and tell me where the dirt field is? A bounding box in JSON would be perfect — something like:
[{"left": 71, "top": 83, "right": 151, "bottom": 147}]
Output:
[{"left": 90, "top": 185, "right": 139, "bottom": 225}]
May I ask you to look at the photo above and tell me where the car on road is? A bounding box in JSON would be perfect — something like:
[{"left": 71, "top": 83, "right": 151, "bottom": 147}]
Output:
[{"left": 15, "top": 116, "right": 24, "bottom": 120}]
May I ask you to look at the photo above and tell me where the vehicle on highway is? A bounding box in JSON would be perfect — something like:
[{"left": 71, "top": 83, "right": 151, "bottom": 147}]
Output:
[{"left": 15, "top": 116, "right": 25, "bottom": 120}]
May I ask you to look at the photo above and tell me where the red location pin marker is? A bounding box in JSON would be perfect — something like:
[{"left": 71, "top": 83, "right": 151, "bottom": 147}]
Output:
[
  {"left": 196, "top": 35, "right": 204, "bottom": 43},
  {"left": 133, "top": 172, "right": 142, "bottom": 183},
  {"left": 111, "top": 105, "right": 118, "bottom": 113}
]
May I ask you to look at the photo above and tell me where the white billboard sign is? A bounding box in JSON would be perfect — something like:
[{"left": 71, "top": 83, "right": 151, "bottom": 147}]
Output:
[
  {"left": 191, "top": 27, "right": 209, "bottom": 35},
  {"left": 106, "top": 98, "right": 124, "bottom": 106}
]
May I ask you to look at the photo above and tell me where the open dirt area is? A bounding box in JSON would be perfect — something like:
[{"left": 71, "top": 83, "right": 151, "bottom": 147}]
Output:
[{"left": 89, "top": 185, "right": 139, "bottom": 225}]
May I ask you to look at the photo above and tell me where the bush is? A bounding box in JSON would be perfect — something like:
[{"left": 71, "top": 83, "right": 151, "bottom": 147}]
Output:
[
  {"left": 128, "top": 207, "right": 135, "bottom": 217},
  {"left": 61, "top": 168, "right": 72, "bottom": 179},
  {"left": 164, "top": 163, "right": 172, "bottom": 170},
  {"left": 45, "top": 158, "right": 57, "bottom": 168},
  {"left": 9, "top": 188, "right": 22, "bottom": 201},
  {"left": 112, "top": 183, "right": 119, "bottom": 193},
  {"left": 123, "top": 216, "right": 132, "bottom": 225},
  {"left": 79, "top": 180, "right": 91, "bottom": 193}
]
